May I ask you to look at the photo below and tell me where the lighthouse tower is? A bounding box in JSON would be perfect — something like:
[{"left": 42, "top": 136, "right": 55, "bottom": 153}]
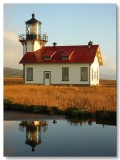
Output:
[{"left": 19, "top": 13, "right": 48, "bottom": 55}]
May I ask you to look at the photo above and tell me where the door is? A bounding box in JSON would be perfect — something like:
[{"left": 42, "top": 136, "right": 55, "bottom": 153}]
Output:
[{"left": 44, "top": 71, "right": 51, "bottom": 85}]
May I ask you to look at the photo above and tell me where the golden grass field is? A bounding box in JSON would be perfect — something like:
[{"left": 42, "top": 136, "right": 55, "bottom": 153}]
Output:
[{"left": 4, "top": 77, "right": 116, "bottom": 112}]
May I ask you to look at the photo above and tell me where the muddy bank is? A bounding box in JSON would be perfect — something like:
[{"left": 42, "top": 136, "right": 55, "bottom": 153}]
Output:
[
  {"left": 4, "top": 111, "right": 65, "bottom": 120},
  {"left": 4, "top": 100, "right": 116, "bottom": 124}
]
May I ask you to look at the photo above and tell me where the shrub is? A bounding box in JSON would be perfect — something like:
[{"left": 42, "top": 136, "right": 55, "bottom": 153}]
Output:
[{"left": 4, "top": 98, "right": 13, "bottom": 110}]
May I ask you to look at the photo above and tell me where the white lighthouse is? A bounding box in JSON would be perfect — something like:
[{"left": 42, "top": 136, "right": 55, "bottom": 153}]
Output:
[{"left": 19, "top": 13, "right": 48, "bottom": 55}]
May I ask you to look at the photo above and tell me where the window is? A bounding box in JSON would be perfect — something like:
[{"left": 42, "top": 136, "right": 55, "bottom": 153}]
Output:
[
  {"left": 81, "top": 67, "right": 88, "bottom": 81},
  {"left": 62, "top": 67, "right": 69, "bottom": 81},
  {"left": 62, "top": 56, "right": 69, "bottom": 60},
  {"left": 44, "top": 56, "right": 51, "bottom": 60},
  {"left": 45, "top": 73, "right": 50, "bottom": 79},
  {"left": 27, "top": 68, "right": 33, "bottom": 81}
]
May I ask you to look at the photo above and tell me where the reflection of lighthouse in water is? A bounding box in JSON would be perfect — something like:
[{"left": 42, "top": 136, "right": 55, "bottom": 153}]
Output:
[{"left": 19, "top": 121, "right": 48, "bottom": 152}]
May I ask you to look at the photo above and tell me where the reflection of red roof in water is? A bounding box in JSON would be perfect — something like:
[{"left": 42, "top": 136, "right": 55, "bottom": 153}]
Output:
[{"left": 20, "top": 45, "right": 103, "bottom": 65}]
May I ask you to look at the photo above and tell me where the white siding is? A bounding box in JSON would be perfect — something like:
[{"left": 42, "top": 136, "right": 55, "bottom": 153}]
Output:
[
  {"left": 23, "top": 43, "right": 26, "bottom": 55},
  {"left": 90, "top": 56, "right": 99, "bottom": 85},
  {"left": 33, "top": 41, "right": 41, "bottom": 51},
  {"left": 23, "top": 40, "right": 41, "bottom": 54},
  {"left": 27, "top": 41, "right": 33, "bottom": 52},
  {"left": 25, "top": 63, "right": 90, "bottom": 85}
]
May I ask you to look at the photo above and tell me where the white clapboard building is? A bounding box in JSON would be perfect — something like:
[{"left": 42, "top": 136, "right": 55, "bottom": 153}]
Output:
[{"left": 19, "top": 14, "right": 103, "bottom": 85}]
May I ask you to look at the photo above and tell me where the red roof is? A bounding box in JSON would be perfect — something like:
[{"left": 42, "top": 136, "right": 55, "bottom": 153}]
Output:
[
  {"left": 60, "top": 48, "right": 74, "bottom": 57},
  {"left": 20, "top": 45, "right": 102, "bottom": 64},
  {"left": 43, "top": 50, "right": 56, "bottom": 57}
]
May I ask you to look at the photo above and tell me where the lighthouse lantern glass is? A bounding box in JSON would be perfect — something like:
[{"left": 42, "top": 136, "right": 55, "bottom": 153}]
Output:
[{"left": 26, "top": 23, "right": 40, "bottom": 35}]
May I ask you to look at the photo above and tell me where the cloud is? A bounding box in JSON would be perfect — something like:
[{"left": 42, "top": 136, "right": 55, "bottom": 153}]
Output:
[
  {"left": 100, "top": 54, "right": 116, "bottom": 79},
  {"left": 102, "top": 55, "right": 116, "bottom": 70},
  {"left": 4, "top": 31, "right": 18, "bottom": 45},
  {"left": 4, "top": 31, "right": 23, "bottom": 69}
]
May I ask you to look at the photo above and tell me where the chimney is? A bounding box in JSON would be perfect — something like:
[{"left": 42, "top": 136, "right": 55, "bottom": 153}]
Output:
[
  {"left": 53, "top": 42, "right": 57, "bottom": 47},
  {"left": 32, "top": 13, "right": 35, "bottom": 18},
  {"left": 88, "top": 41, "right": 93, "bottom": 48}
]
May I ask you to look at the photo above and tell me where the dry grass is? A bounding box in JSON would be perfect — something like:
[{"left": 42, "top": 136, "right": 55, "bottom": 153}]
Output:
[
  {"left": 4, "top": 77, "right": 23, "bottom": 84},
  {"left": 100, "top": 79, "right": 116, "bottom": 86},
  {"left": 4, "top": 77, "right": 116, "bottom": 112}
]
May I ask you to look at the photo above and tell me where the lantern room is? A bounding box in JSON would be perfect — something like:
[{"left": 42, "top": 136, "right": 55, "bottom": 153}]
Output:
[
  {"left": 19, "top": 13, "right": 48, "bottom": 53},
  {"left": 25, "top": 13, "right": 41, "bottom": 40}
]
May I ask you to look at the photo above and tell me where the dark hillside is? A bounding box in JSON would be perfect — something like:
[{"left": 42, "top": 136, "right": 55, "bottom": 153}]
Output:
[{"left": 4, "top": 67, "right": 23, "bottom": 77}]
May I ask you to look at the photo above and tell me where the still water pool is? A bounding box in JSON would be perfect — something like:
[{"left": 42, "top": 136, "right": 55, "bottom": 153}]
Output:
[{"left": 4, "top": 119, "right": 117, "bottom": 157}]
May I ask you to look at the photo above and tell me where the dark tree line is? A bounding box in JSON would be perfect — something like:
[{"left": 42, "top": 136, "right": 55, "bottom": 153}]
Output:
[{"left": 4, "top": 67, "right": 23, "bottom": 77}]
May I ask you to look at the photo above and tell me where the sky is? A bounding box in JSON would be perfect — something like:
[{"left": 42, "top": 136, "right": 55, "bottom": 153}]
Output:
[{"left": 4, "top": 3, "right": 116, "bottom": 79}]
